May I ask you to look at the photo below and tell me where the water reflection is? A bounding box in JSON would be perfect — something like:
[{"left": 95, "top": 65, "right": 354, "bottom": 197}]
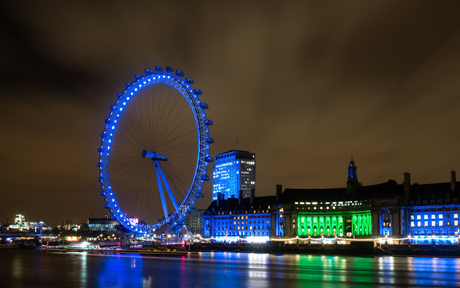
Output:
[
  {"left": 248, "top": 253, "right": 268, "bottom": 280},
  {"left": 97, "top": 254, "right": 145, "bottom": 287},
  {"left": 2, "top": 251, "right": 460, "bottom": 287},
  {"left": 377, "top": 256, "right": 395, "bottom": 285},
  {"left": 142, "top": 276, "right": 153, "bottom": 288},
  {"left": 12, "top": 256, "right": 23, "bottom": 281},
  {"left": 80, "top": 252, "right": 87, "bottom": 288}
]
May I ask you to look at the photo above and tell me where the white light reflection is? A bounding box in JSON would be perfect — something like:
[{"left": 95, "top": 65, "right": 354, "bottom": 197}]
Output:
[
  {"left": 408, "top": 256, "right": 413, "bottom": 272},
  {"left": 142, "top": 276, "right": 152, "bottom": 288},
  {"left": 248, "top": 253, "right": 268, "bottom": 265},
  {"left": 131, "top": 259, "right": 136, "bottom": 269},
  {"left": 378, "top": 256, "right": 395, "bottom": 285},
  {"left": 80, "top": 252, "right": 87, "bottom": 288},
  {"left": 248, "top": 253, "right": 268, "bottom": 279}
]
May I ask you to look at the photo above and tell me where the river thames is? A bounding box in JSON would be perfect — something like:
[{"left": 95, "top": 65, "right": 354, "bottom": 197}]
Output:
[{"left": 2, "top": 250, "right": 460, "bottom": 287}]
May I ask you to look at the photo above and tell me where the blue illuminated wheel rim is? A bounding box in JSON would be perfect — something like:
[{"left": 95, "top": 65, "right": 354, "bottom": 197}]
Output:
[{"left": 98, "top": 66, "right": 213, "bottom": 234}]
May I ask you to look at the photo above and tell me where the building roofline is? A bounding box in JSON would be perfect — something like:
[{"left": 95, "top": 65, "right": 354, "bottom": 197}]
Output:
[{"left": 217, "top": 149, "right": 251, "bottom": 155}]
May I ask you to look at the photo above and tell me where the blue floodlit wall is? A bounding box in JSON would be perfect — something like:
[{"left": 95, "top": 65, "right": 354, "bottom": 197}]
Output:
[
  {"left": 212, "top": 151, "right": 256, "bottom": 200},
  {"left": 203, "top": 212, "right": 271, "bottom": 242},
  {"left": 408, "top": 206, "right": 460, "bottom": 244},
  {"left": 276, "top": 213, "right": 285, "bottom": 237},
  {"left": 380, "top": 210, "right": 392, "bottom": 236}
]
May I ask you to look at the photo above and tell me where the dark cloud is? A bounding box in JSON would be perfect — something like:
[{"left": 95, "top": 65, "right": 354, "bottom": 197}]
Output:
[{"left": 1, "top": 1, "right": 460, "bottom": 225}]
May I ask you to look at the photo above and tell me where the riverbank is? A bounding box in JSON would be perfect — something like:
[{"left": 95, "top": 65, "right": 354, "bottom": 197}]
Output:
[
  {"left": 25, "top": 241, "right": 460, "bottom": 258},
  {"left": 187, "top": 241, "right": 460, "bottom": 257}
]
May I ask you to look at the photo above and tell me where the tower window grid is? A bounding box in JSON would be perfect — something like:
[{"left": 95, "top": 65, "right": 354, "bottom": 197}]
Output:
[{"left": 212, "top": 150, "right": 256, "bottom": 200}]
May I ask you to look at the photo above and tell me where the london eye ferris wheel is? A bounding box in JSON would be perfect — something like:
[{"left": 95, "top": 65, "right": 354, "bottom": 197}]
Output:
[{"left": 97, "top": 66, "right": 213, "bottom": 234}]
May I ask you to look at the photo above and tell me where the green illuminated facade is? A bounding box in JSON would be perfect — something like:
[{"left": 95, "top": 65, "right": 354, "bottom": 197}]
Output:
[{"left": 297, "top": 211, "right": 372, "bottom": 237}]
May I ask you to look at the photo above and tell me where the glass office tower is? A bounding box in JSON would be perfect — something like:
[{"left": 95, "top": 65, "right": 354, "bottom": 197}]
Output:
[{"left": 212, "top": 150, "right": 256, "bottom": 200}]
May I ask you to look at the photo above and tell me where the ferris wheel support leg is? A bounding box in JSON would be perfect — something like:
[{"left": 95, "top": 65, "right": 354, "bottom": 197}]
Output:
[
  {"left": 185, "top": 225, "right": 194, "bottom": 238},
  {"left": 156, "top": 163, "right": 179, "bottom": 211},
  {"left": 154, "top": 160, "right": 169, "bottom": 220}
]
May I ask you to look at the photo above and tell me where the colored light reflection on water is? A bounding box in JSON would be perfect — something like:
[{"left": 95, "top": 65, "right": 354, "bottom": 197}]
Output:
[{"left": 2, "top": 250, "right": 460, "bottom": 287}]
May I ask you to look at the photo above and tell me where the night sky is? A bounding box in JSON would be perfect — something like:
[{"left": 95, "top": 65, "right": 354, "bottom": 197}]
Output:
[{"left": 2, "top": 1, "right": 460, "bottom": 226}]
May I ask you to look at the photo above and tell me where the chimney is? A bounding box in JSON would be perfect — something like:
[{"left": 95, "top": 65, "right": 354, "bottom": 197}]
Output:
[
  {"left": 403, "top": 172, "right": 411, "bottom": 197},
  {"left": 276, "top": 184, "right": 282, "bottom": 201},
  {"left": 451, "top": 170, "right": 456, "bottom": 191},
  {"left": 238, "top": 190, "right": 243, "bottom": 205},
  {"left": 250, "top": 189, "right": 255, "bottom": 205}
]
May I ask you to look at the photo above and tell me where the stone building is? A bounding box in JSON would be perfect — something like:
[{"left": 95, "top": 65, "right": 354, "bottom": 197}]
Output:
[
  {"left": 203, "top": 158, "right": 460, "bottom": 245},
  {"left": 184, "top": 208, "right": 206, "bottom": 235}
]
